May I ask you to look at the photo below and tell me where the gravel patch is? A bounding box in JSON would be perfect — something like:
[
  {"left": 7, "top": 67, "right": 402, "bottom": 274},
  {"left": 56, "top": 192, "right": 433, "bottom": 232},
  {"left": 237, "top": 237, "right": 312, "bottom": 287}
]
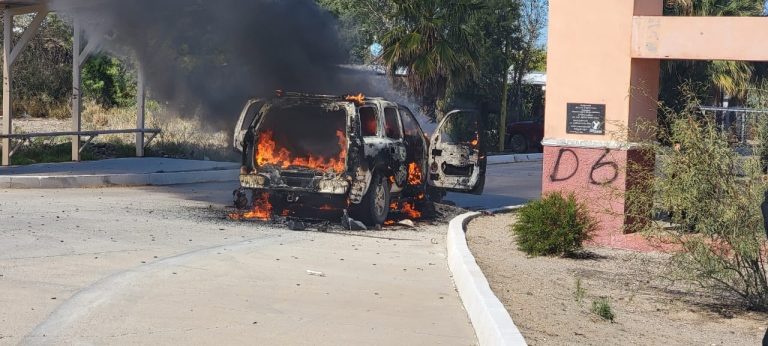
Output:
[{"left": 466, "top": 213, "right": 768, "bottom": 345}]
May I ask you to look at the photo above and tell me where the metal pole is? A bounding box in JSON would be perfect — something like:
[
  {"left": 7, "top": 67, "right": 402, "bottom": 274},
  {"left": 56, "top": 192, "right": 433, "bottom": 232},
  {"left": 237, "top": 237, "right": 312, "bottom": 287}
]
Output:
[
  {"left": 2, "top": 9, "right": 13, "bottom": 167},
  {"left": 136, "top": 64, "right": 146, "bottom": 157},
  {"left": 741, "top": 111, "right": 747, "bottom": 145},
  {"left": 71, "top": 21, "right": 81, "bottom": 161}
]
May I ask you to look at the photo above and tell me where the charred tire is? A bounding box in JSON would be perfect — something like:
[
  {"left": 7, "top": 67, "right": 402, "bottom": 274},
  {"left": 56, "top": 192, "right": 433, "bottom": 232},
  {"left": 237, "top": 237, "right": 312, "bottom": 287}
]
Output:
[
  {"left": 352, "top": 173, "right": 390, "bottom": 226},
  {"left": 507, "top": 134, "right": 528, "bottom": 153}
]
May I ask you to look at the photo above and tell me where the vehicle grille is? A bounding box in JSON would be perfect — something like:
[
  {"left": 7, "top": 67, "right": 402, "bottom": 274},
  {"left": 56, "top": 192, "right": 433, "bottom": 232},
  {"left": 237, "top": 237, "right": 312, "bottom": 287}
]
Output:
[{"left": 281, "top": 171, "right": 318, "bottom": 188}]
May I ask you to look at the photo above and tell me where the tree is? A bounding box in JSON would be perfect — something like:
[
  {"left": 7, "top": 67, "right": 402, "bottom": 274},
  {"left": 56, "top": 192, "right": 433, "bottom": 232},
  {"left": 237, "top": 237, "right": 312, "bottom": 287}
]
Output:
[
  {"left": 8, "top": 14, "right": 73, "bottom": 118},
  {"left": 507, "top": 0, "right": 547, "bottom": 125},
  {"left": 444, "top": 0, "right": 521, "bottom": 150},
  {"left": 381, "top": 0, "right": 484, "bottom": 120},
  {"left": 3, "top": 13, "right": 138, "bottom": 117},
  {"left": 317, "top": 0, "right": 395, "bottom": 63},
  {"left": 446, "top": 0, "right": 546, "bottom": 151},
  {"left": 82, "top": 54, "right": 137, "bottom": 108}
]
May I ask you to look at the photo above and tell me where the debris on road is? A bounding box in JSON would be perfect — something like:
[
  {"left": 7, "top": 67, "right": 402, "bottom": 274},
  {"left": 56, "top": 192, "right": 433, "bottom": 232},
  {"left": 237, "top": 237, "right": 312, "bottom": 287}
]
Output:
[
  {"left": 306, "top": 270, "right": 326, "bottom": 277},
  {"left": 286, "top": 220, "right": 307, "bottom": 231},
  {"left": 397, "top": 219, "right": 415, "bottom": 228},
  {"left": 341, "top": 210, "right": 367, "bottom": 231}
]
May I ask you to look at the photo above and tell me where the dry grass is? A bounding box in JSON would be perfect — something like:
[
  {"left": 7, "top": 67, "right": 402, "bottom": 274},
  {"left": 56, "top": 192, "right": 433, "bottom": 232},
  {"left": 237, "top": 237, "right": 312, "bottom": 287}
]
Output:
[
  {"left": 81, "top": 101, "right": 237, "bottom": 162},
  {"left": 4, "top": 101, "right": 238, "bottom": 165}
]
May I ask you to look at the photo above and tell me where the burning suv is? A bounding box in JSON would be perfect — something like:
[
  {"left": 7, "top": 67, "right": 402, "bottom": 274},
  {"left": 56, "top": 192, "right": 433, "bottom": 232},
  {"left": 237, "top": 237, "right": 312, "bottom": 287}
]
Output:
[{"left": 232, "top": 92, "right": 486, "bottom": 226}]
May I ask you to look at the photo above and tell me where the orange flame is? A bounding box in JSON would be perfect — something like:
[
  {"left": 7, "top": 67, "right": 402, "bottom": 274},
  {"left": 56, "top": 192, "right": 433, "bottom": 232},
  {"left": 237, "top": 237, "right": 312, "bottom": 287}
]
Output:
[
  {"left": 401, "top": 202, "right": 422, "bottom": 219},
  {"left": 407, "top": 162, "right": 423, "bottom": 186},
  {"left": 256, "top": 130, "right": 347, "bottom": 173},
  {"left": 345, "top": 93, "right": 365, "bottom": 105},
  {"left": 388, "top": 200, "right": 423, "bottom": 220},
  {"left": 229, "top": 192, "right": 273, "bottom": 221},
  {"left": 318, "top": 204, "right": 335, "bottom": 211}
]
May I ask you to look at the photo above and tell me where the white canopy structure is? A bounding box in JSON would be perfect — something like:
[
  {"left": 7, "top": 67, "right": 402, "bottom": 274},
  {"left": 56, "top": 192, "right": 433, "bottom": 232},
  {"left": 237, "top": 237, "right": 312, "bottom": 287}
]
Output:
[{"left": 0, "top": 0, "right": 154, "bottom": 166}]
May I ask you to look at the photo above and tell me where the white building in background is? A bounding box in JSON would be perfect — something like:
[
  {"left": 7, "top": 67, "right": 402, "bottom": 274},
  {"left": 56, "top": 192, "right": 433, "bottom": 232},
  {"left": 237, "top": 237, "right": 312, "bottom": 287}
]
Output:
[
  {"left": 522, "top": 71, "right": 547, "bottom": 88},
  {"left": 508, "top": 70, "right": 547, "bottom": 88}
]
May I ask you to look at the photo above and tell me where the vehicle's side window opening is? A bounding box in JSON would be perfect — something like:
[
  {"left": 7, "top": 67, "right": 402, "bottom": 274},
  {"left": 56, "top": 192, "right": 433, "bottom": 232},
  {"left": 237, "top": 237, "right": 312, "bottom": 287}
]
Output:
[
  {"left": 440, "top": 112, "right": 479, "bottom": 145},
  {"left": 399, "top": 108, "right": 423, "bottom": 141},
  {"left": 359, "top": 106, "right": 378, "bottom": 137},
  {"left": 384, "top": 107, "right": 402, "bottom": 140},
  {"left": 400, "top": 107, "right": 426, "bottom": 166}
]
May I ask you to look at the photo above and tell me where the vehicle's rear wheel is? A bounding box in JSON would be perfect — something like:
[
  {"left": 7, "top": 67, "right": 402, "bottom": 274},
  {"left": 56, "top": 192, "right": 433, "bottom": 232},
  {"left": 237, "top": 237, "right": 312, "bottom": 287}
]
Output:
[
  {"left": 508, "top": 134, "right": 529, "bottom": 153},
  {"left": 351, "top": 173, "right": 390, "bottom": 226}
]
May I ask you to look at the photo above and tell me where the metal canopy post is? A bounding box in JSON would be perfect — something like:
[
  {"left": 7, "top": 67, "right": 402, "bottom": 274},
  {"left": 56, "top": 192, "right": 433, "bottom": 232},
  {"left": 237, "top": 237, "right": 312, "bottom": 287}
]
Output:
[
  {"left": 1, "top": 6, "right": 47, "bottom": 166},
  {"left": 136, "top": 64, "right": 146, "bottom": 157},
  {"left": 71, "top": 21, "right": 82, "bottom": 161},
  {"left": 2, "top": 8, "right": 12, "bottom": 166},
  {"left": 71, "top": 20, "right": 95, "bottom": 162}
]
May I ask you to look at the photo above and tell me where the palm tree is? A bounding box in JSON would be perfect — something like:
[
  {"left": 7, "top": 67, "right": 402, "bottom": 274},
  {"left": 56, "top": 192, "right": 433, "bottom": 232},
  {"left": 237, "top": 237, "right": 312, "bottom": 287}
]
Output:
[{"left": 381, "top": 0, "right": 483, "bottom": 120}]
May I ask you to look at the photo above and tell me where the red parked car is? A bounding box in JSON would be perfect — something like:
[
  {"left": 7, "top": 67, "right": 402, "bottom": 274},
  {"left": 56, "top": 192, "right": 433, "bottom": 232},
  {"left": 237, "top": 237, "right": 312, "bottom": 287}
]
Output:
[{"left": 505, "top": 116, "right": 544, "bottom": 153}]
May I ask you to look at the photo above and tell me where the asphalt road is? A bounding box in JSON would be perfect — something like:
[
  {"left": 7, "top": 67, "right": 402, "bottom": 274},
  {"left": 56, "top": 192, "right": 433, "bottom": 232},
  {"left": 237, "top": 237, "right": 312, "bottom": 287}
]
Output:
[
  {"left": 0, "top": 161, "right": 543, "bottom": 345},
  {"left": 447, "top": 161, "right": 543, "bottom": 210}
]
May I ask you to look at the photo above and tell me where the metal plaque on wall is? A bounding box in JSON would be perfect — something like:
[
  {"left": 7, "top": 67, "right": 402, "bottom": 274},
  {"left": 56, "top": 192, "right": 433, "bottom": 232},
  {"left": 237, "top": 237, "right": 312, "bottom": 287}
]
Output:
[{"left": 567, "top": 103, "right": 606, "bottom": 135}]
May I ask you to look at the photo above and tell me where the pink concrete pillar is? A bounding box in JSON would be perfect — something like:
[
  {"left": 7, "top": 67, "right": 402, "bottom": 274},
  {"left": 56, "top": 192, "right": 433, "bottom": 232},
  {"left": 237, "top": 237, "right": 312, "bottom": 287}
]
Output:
[{"left": 542, "top": 0, "right": 661, "bottom": 248}]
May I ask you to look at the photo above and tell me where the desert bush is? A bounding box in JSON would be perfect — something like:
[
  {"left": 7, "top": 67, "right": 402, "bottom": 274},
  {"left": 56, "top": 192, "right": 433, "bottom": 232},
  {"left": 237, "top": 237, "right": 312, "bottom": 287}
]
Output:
[
  {"left": 574, "top": 278, "right": 586, "bottom": 303},
  {"left": 627, "top": 92, "right": 768, "bottom": 311},
  {"left": 591, "top": 297, "right": 615, "bottom": 322},
  {"left": 512, "top": 192, "right": 596, "bottom": 257}
]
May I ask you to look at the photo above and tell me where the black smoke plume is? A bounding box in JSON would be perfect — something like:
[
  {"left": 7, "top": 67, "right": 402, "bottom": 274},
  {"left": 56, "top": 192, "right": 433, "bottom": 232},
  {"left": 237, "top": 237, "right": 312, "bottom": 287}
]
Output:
[{"left": 49, "top": 0, "right": 351, "bottom": 130}]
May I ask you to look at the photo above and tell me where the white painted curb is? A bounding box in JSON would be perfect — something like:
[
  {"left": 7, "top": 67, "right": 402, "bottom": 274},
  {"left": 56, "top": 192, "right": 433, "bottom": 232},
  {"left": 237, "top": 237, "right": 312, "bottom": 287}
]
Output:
[
  {"left": 488, "top": 154, "right": 543, "bottom": 165},
  {"left": 447, "top": 206, "right": 527, "bottom": 346},
  {"left": 0, "top": 169, "right": 239, "bottom": 189}
]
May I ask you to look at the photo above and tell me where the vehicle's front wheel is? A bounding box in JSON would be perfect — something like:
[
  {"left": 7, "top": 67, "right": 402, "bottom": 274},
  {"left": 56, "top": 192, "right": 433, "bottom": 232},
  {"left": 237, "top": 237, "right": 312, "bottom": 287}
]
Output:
[
  {"left": 508, "top": 134, "right": 529, "bottom": 153},
  {"left": 233, "top": 188, "right": 249, "bottom": 209},
  {"left": 351, "top": 173, "right": 390, "bottom": 226}
]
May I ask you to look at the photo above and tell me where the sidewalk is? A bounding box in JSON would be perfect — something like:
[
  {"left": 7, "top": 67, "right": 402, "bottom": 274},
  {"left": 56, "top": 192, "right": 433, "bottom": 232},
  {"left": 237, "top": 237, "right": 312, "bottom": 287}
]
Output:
[
  {"left": 488, "top": 153, "right": 543, "bottom": 165},
  {"left": 0, "top": 158, "right": 239, "bottom": 188}
]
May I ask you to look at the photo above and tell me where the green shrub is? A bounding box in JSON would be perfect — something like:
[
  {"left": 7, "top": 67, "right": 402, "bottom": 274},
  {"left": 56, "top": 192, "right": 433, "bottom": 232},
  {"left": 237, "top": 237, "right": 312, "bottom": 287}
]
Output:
[
  {"left": 512, "top": 192, "right": 596, "bottom": 257},
  {"left": 625, "top": 90, "right": 768, "bottom": 311},
  {"left": 591, "top": 297, "right": 615, "bottom": 322}
]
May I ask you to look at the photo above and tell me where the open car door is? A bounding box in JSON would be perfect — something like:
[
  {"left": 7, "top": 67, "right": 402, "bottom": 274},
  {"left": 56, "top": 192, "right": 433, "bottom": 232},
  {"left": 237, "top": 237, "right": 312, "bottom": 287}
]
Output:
[
  {"left": 233, "top": 99, "right": 264, "bottom": 152},
  {"left": 427, "top": 110, "right": 486, "bottom": 195}
]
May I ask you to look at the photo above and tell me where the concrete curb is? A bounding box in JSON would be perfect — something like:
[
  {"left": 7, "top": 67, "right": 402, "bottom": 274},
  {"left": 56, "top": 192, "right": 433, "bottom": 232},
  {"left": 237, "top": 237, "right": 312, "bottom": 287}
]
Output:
[
  {"left": 0, "top": 169, "right": 239, "bottom": 189},
  {"left": 447, "top": 206, "right": 527, "bottom": 346},
  {"left": 488, "top": 154, "right": 543, "bottom": 165}
]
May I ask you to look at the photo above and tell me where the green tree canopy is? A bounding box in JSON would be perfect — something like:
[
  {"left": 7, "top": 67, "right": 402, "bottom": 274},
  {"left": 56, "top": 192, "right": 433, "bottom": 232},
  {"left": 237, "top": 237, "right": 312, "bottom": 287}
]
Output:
[{"left": 381, "top": 0, "right": 484, "bottom": 119}]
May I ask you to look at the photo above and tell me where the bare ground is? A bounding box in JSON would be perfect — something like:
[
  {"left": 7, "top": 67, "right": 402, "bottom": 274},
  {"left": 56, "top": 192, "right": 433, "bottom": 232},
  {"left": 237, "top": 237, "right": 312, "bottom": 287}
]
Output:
[
  {"left": 467, "top": 213, "right": 768, "bottom": 346},
  {"left": 10, "top": 117, "right": 69, "bottom": 134}
]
